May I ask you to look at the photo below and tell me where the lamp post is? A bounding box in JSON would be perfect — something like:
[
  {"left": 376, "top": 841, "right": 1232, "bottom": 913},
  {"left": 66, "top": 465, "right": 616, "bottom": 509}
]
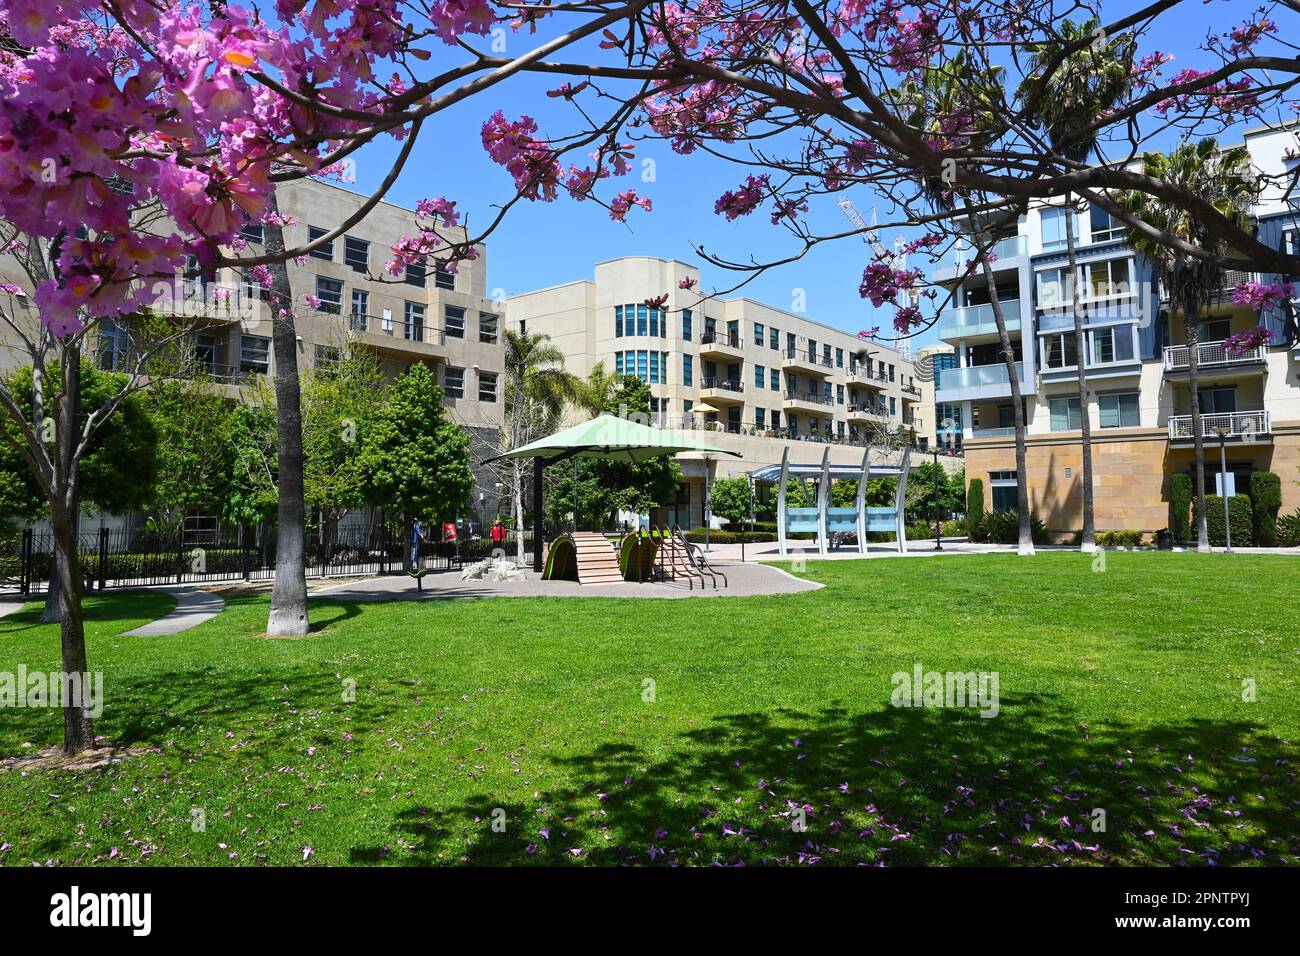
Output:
[
  {"left": 1214, "top": 427, "right": 1232, "bottom": 553},
  {"left": 932, "top": 446, "right": 943, "bottom": 552}
]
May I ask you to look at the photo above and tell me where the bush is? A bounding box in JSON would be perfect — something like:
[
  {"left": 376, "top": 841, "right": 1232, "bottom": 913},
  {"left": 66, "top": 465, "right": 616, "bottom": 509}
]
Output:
[
  {"left": 977, "top": 510, "right": 1048, "bottom": 545},
  {"left": 1193, "top": 494, "right": 1253, "bottom": 547},
  {"left": 723, "top": 520, "right": 778, "bottom": 534},
  {"left": 967, "top": 479, "right": 985, "bottom": 537},
  {"left": 1276, "top": 509, "right": 1300, "bottom": 548},
  {"left": 1249, "top": 471, "right": 1282, "bottom": 546},
  {"left": 685, "top": 528, "right": 776, "bottom": 544},
  {"left": 1169, "top": 473, "right": 1192, "bottom": 545},
  {"left": 1096, "top": 529, "right": 1145, "bottom": 547}
]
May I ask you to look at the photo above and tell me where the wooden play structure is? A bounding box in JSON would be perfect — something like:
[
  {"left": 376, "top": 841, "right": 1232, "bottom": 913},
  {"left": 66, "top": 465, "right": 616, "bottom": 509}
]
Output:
[{"left": 542, "top": 531, "right": 625, "bottom": 584}]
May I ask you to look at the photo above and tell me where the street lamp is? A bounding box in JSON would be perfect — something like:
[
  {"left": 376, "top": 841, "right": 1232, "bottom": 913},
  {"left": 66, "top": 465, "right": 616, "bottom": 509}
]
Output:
[
  {"left": 703, "top": 455, "right": 714, "bottom": 552},
  {"left": 1214, "top": 426, "right": 1232, "bottom": 552}
]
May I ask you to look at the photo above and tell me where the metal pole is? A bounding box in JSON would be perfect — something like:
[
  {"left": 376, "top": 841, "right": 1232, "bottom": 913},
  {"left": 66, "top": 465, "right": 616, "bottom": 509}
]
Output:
[
  {"left": 1220, "top": 434, "right": 1232, "bottom": 553},
  {"left": 933, "top": 448, "right": 943, "bottom": 552},
  {"left": 532, "top": 456, "right": 544, "bottom": 573},
  {"left": 572, "top": 457, "right": 579, "bottom": 532},
  {"left": 703, "top": 456, "right": 712, "bottom": 552}
]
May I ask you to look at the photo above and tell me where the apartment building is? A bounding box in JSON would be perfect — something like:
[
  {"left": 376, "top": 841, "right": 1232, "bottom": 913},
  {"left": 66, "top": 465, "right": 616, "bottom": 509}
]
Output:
[
  {"left": 915, "top": 342, "right": 961, "bottom": 455},
  {"left": 0, "top": 177, "right": 507, "bottom": 529},
  {"left": 936, "top": 124, "right": 1300, "bottom": 536},
  {"left": 507, "top": 257, "right": 933, "bottom": 527}
]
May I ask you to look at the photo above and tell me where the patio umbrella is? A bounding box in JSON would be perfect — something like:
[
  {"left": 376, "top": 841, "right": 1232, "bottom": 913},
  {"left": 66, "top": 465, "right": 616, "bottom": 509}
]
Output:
[
  {"left": 690, "top": 401, "right": 721, "bottom": 415},
  {"left": 486, "top": 413, "right": 740, "bottom": 570}
]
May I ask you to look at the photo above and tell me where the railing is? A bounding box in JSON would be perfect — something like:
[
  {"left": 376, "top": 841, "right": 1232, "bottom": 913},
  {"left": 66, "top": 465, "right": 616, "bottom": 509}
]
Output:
[
  {"left": 1162, "top": 339, "right": 1267, "bottom": 370},
  {"left": 349, "top": 311, "right": 447, "bottom": 345},
  {"left": 951, "top": 234, "right": 1029, "bottom": 267},
  {"left": 937, "top": 300, "right": 1022, "bottom": 339},
  {"left": 901, "top": 383, "right": 923, "bottom": 398},
  {"left": 699, "top": 376, "right": 743, "bottom": 392},
  {"left": 936, "top": 361, "right": 1026, "bottom": 390},
  {"left": 847, "top": 403, "right": 888, "bottom": 419},
  {"left": 1167, "top": 410, "right": 1271, "bottom": 441},
  {"left": 971, "top": 426, "right": 1016, "bottom": 438},
  {"left": 848, "top": 365, "right": 887, "bottom": 384},
  {"left": 784, "top": 346, "right": 834, "bottom": 369},
  {"left": 784, "top": 389, "right": 834, "bottom": 406},
  {"left": 700, "top": 329, "right": 742, "bottom": 349}
]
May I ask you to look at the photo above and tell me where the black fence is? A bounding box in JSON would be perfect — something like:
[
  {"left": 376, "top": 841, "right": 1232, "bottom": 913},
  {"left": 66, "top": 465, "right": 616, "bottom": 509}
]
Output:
[{"left": 0, "top": 523, "right": 535, "bottom": 596}]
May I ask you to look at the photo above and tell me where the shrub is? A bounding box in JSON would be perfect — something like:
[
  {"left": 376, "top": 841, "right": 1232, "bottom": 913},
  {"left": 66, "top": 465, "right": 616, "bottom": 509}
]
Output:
[
  {"left": 967, "top": 479, "right": 985, "bottom": 537},
  {"left": 942, "top": 519, "right": 968, "bottom": 537},
  {"left": 1249, "top": 471, "right": 1282, "bottom": 546},
  {"left": 685, "top": 528, "right": 776, "bottom": 544},
  {"left": 1193, "top": 494, "right": 1253, "bottom": 547},
  {"left": 978, "top": 510, "right": 1047, "bottom": 545},
  {"left": 1096, "top": 529, "right": 1145, "bottom": 547},
  {"left": 723, "top": 520, "right": 778, "bottom": 534},
  {"left": 1169, "top": 473, "right": 1192, "bottom": 545},
  {"left": 1276, "top": 509, "right": 1300, "bottom": 548}
]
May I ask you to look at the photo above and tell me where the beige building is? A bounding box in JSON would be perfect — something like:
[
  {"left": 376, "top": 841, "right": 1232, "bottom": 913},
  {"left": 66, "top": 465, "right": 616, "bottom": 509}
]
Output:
[
  {"left": 0, "top": 177, "right": 508, "bottom": 528},
  {"left": 508, "top": 257, "right": 942, "bottom": 527}
]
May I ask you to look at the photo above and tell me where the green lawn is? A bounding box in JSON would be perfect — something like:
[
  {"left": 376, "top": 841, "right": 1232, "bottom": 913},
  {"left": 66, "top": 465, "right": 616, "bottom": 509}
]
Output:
[{"left": 1, "top": 552, "right": 1297, "bottom": 866}]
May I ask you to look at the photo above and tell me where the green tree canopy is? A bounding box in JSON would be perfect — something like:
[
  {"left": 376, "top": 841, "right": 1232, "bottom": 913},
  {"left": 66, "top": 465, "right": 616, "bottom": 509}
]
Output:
[{"left": 710, "top": 477, "right": 752, "bottom": 525}]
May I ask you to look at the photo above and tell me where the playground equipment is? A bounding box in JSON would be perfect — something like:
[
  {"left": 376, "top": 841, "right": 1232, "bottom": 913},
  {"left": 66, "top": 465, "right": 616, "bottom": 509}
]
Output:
[
  {"left": 649, "top": 524, "right": 726, "bottom": 590},
  {"left": 541, "top": 531, "right": 624, "bottom": 584},
  {"left": 755, "top": 446, "right": 912, "bottom": 557}
]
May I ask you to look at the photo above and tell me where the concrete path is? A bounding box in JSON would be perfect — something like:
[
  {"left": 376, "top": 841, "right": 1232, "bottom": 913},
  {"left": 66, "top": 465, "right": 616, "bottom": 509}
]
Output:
[
  {"left": 314, "top": 561, "right": 821, "bottom": 602},
  {"left": 0, "top": 600, "right": 25, "bottom": 620},
  {"left": 122, "top": 587, "right": 225, "bottom": 636}
]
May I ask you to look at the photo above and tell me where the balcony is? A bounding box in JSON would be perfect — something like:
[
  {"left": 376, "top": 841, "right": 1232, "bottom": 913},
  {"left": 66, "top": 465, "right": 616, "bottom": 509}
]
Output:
[
  {"left": 782, "top": 346, "right": 834, "bottom": 376},
  {"left": 1162, "top": 339, "right": 1267, "bottom": 374},
  {"left": 698, "top": 328, "right": 744, "bottom": 360},
  {"left": 970, "top": 426, "right": 1016, "bottom": 439},
  {"left": 347, "top": 312, "right": 446, "bottom": 355},
  {"left": 901, "top": 382, "right": 923, "bottom": 402},
  {"left": 847, "top": 365, "right": 888, "bottom": 389},
  {"left": 937, "top": 300, "right": 1021, "bottom": 343},
  {"left": 847, "top": 403, "right": 888, "bottom": 425},
  {"left": 936, "top": 234, "right": 1030, "bottom": 280},
  {"left": 783, "top": 389, "right": 835, "bottom": 413},
  {"left": 698, "top": 376, "right": 746, "bottom": 405},
  {"left": 1167, "top": 410, "right": 1271, "bottom": 443},
  {"left": 935, "top": 361, "right": 1028, "bottom": 402}
]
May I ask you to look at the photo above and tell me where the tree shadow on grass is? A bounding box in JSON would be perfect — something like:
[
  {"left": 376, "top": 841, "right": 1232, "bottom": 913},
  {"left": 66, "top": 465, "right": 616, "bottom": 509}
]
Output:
[{"left": 354, "top": 693, "right": 1300, "bottom": 866}]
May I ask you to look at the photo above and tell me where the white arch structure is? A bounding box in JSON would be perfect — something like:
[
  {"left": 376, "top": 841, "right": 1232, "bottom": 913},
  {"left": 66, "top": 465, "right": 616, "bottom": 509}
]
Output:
[{"left": 770, "top": 446, "right": 912, "bottom": 556}]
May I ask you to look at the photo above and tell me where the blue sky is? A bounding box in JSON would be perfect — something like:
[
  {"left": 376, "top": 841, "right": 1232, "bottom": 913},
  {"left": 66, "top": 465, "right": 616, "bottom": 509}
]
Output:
[{"left": 341, "top": 2, "right": 1243, "bottom": 351}]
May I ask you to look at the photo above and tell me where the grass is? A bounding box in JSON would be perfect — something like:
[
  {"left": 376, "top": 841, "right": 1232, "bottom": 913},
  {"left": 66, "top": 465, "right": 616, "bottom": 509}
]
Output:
[{"left": 0, "top": 551, "right": 1297, "bottom": 866}]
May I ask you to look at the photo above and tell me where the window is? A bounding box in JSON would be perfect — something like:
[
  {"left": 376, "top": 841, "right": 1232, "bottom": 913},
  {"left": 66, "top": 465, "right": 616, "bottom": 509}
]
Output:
[
  {"left": 1198, "top": 317, "right": 1232, "bottom": 343},
  {"left": 479, "top": 313, "right": 498, "bottom": 344},
  {"left": 1036, "top": 266, "right": 1072, "bottom": 309},
  {"left": 661, "top": 351, "right": 668, "bottom": 385},
  {"left": 770, "top": 327, "right": 780, "bottom": 350},
  {"left": 344, "top": 236, "right": 369, "bottom": 273},
  {"left": 404, "top": 262, "right": 426, "bottom": 287},
  {"left": 314, "top": 345, "right": 340, "bottom": 374},
  {"left": 835, "top": 347, "right": 844, "bottom": 368},
  {"left": 990, "top": 471, "right": 1018, "bottom": 512},
  {"left": 683, "top": 354, "right": 693, "bottom": 386},
  {"left": 308, "top": 225, "right": 333, "bottom": 260},
  {"left": 1085, "top": 258, "right": 1131, "bottom": 300},
  {"left": 682, "top": 309, "right": 693, "bottom": 341},
  {"left": 191, "top": 332, "right": 218, "bottom": 375},
  {"left": 1284, "top": 229, "right": 1300, "bottom": 283},
  {"left": 1091, "top": 327, "right": 1116, "bottom": 364},
  {"left": 754, "top": 322, "right": 765, "bottom": 346},
  {"left": 754, "top": 364, "right": 765, "bottom": 388},
  {"left": 444, "top": 365, "right": 465, "bottom": 399},
  {"left": 889, "top": 396, "right": 896, "bottom": 416},
  {"left": 240, "top": 220, "right": 264, "bottom": 244},
  {"left": 636, "top": 350, "right": 648, "bottom": 381},
  {"left": 836, "top": 384, "right": 845, "bottom": 405},
  {"left": 888, "top": 363, "right": 895, "bottom": 382},
  {"left": 1098, "top": 392, "right": 1140, "bottom": 428},
  {"left": 649, "top": 308, "right": 660, "bottom": 337},
  {"left": 445, "top": 305, "right": 465, "bottom": 338},
  {"left": 650, "top": 350, "right": 660, "bottom": 384},
  {"left": 478, "top": 370, "right": 499, "bottom": 402},
  {"left": 240, "top": 334, "right": 270, "bottom": 375},
  {"left": 350, "top": 289, "right": 369, "bottom": 332},
  {"left": 636, "top": 305, "right": 648, "bottom": 336},
  {"left": 755, "top": 407, "right": 766, "bottom": 429},
  {"left": 823, "top": 344, "right": 833, "bottom": 366},
  {"left": 1090, "top": 203, "right": 1123, "bottom": 242},
  {"left": 434, "top": 261, "right": 455, "bottom": 290},
  {"left": 615, "top": 305, "right": 625, "bottom": 338},
  {"left": 1049, "top": 396, "right": 1082, "bottom": 431},
  {"left": 1040, "top": 206, "right": 1076, "bottom": 252},
  {"left": 240, "top": 267, "right": 268, "bottom": 302},
  {"left": 769, "top": 368, "right": 779, "bottom": 391},
  {"left": 404, "top": 301, "right": 425, "bottom": 341},
  {"left": 1043, "top": 333, "right": 1078, "bottom": 369},
  {"left": 98, "top": 318, "right": 129, "bottom": 370},
  {"left": 1201, "top": 387, "right": 1237, "bottom": 414},
  {"left": 315, "top": 276, "right": 343, "bottom": 314}
]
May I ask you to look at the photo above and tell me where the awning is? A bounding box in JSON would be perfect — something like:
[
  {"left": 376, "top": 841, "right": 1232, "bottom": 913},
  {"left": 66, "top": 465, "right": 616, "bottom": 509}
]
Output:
[{"left": 487, "top": 413, "right": 742, "bottom": 465}]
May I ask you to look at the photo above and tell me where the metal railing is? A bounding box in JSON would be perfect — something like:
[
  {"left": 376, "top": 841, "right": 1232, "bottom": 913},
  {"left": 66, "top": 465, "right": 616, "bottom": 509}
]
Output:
[
  {"left": 847, "top": 403, "right": 888, "bottom": 420},
  {"left": 902, "top": 383, "right": 923, "bottom": 398},
  {"left": 348, "top": 311, "right": 447, "bottom": 345},
  {"left": 937, "top": 299, "right": 1022, "bottom": 340},
  {"left": 784, "top": 389, "right": 834, "bottom": 406},
  {"left": 699, "top": 329, "right": 742, "bottom": 349},
  {"left": 1162, "top": 338, "right": 1267, "bottom": 370},
  {"left": 784, "top": 346, "right": 834, "bottom": 369},
  {"left": 699, "top": 376, "right": 743, "bottom": 392},
  {"left": 936, "top": 361, "right": 1026, "bottom": 390},
  {"left": 1167, "top": 410, "right": 1271, "bottom": 441}
]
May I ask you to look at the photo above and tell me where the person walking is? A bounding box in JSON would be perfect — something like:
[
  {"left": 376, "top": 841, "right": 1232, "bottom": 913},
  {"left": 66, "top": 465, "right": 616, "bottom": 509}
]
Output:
[{"left": 410, "top": 517, "right": 425, "bottom": 570}]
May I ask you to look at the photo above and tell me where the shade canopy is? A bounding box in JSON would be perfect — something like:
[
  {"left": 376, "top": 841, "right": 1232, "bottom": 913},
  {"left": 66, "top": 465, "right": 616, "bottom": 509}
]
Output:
[
  {"left": 488, "top": 413, "right": 741, "bottom": 464},
  {"left": 690, "top": 402, "right": 721, "bottom": 415}
]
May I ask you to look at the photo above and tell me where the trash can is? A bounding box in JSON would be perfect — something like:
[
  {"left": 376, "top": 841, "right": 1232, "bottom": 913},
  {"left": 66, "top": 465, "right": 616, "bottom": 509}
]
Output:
[{"left": 1156, "top": 528, "right": 1173, "bottom": 550}]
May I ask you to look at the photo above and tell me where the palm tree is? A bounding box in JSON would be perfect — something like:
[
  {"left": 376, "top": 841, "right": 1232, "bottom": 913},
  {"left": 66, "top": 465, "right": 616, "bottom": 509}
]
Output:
[
  {"left": 1122, "top": 139, "right": 1258, "bottom": 551},
  {"left": 1023, "top": 18, "right": 1137, "bottom": 553},
  {"left": 502, "top": 328, "right": 579, "bottom": 561}
]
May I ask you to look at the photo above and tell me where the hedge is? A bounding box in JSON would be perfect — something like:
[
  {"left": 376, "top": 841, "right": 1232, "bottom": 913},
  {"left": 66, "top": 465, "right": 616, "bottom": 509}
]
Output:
[
  {"left": 1249, "top": 471, "right": 1282, "bottom": 547},
  {"left": 1169, "top": 473, "right": 1192, "bottom": 545},
  {"left": 1192, "top": 494, "right": 1253, "bottom": 547},
  {"left": 1277, "top": 509, "right": 1300, "bottom": 548},
  {"left": 1095, "top": 529, "right": 1145, "bottom": 547},
  {"left": 977, "top": 510, "right": 1048, "bottom": 545},
  {"left": 967, "top": 479, "right": 986, "bottom": 540}
]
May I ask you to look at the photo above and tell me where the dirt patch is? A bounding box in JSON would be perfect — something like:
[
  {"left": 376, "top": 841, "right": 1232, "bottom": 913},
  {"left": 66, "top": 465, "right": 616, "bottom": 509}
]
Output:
[{"left": 0, "top": 742, "right": 157, "bottom": 773}]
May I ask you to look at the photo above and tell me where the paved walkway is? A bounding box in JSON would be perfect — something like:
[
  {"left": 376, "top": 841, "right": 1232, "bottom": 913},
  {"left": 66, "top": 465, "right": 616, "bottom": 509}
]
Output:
[
  {"left": 0, "top": 600, "right": 24, "bottom": 619},
  {"left": 121, "top": 587, "right": 226, "bottom": 636},
  {"left": 313, "top": 561, "right": 821, "bottom": 602}
]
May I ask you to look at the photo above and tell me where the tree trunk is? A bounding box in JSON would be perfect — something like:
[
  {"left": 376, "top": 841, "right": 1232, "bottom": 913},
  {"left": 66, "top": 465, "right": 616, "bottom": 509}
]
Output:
[
  {"left": 40, "top": 557, "right": 62, "bottom": 622},
  {"left": 1064, "top": 204, "right": 1096, "bottom": 552},
  {"left": 263, "top": 193, "right": 310, "bottom": 635},
  {"left": 1185, "top": 310, "right": 1211, "bottom": 552},
  {"left": 976, "top": 243, "right": 1034, "bottom": 555},
  {"left": 513, "top": 459, "right": 526, "bottom": 563}
]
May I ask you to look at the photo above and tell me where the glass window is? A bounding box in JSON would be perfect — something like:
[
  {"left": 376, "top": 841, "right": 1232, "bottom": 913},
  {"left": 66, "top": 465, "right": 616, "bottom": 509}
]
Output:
[
  {"left": 636, "top": 305, "right": 648, "bottom": 336},
  {"left": 478, "top": 370, "right": 498, "bottom": 403},
  {"left": 1091, "top": 327, "right": 1116, "bottom": 364},
  {"left": 1043, "top": 333, "right": 1078, "bottom": 369},
  {"left": 1198, "top": 317, "right": 1232, "bottom": 342},
  {"left": 307, "top": 225, "right": 333, "bottom": 260},
  {"left": 661, "top": 352, "right": 668, "bottom": 385},
  {"left": 1090, "top": 203, "right": 1122, "bottom": 242},
  {"left": 835, "top": 348, "right": 844, "bottom": 368},
  {"left": 754, "top": 364, "right": 765, "bottom": 388},
  {"left": 1040, "top": 207, "right": 1076, "bottom": 252},
  {"left": 404, "top": 301, "right": 425, "bottom": 341},
  {"left": 97, "top": 318, "right": 130, "bottom": 371},
  {"left": 315, "top": 276, "right": 343, "bottom": 314},
  {"left": 753, "top": 322, "right": 764, "bottom": 346},
  {"left": 1201, "top": 387, "right": 1237, "bottom": 414},
  {"left": 1049, "top": 396, "right": 1082, "bottom": 431},
  {"left": 755, "top": 407, "right": 766, "bottom": 428},
  {"left": 650, "top": 350, "right": 660, "bottom": 384},
  {"left": 344, "top": 236, "right": 369, "bottom": 273},
  {"left": 769, "top": 368, "right": 779, "bottom": 391},
  {"left": 444, "top": 365, "right": 465, "bottom": 399},
  {"left": 682, "top": 309, "right": 693, "bottom": 341},
  {"left": 350, "top": 289, "right": 369, "bottom": 332},
  {"left": 479, "top": 313, "right": 498, "bottom": 344},
  {"left": 445, "top": 305, "right": 465, "bottom": 338},
  {"left": 1036, "top": 266, "right": 1071, "bottom": 310},
  {"left": 404, "top": 262, "right": 426, "bottom": 287},
  {"left": 636, "top": 350, "right": 648, "bottom": 381},
  {"left": 682, "top": 354, "right": 693, "bottom": 386},
  {"left": 239, "top": 334, "right": 270, "bottom": 375},
  {"left": 240, "top": 220, "right": 264, "bottom": 245},
  {"left": 769, "top": 327, "right": 779, "bottom": 350},
  {"left": 649, "top": 308, "right": 660, "bottom": 337},
  {"left": 434, "top": 261, "right": 455, "bottom": 290},
  {"left": 836, "top": 384, "right": 844, "bottom": 404},
  {"left": 1098, "top": 392, "right": 1139, "bottom": 428}
]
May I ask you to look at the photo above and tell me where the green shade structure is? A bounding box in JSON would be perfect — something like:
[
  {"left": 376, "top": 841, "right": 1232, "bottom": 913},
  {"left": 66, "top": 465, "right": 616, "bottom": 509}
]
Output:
[{"left": 485, "top": 414, "right": 740, "bottom": 571}]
